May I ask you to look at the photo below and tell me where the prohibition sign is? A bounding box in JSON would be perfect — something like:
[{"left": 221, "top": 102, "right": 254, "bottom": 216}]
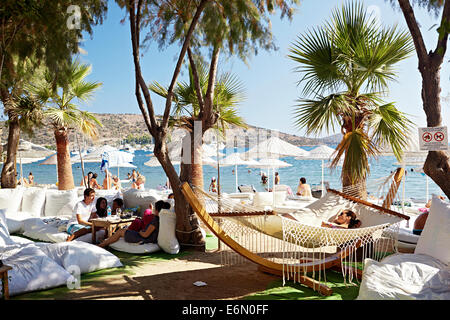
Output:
[
  {"left": 422, "top": 132, "right": 432, "bottom": 143},
  {"left": 434, "top": 132, "right": 445, "bottom": 142}
]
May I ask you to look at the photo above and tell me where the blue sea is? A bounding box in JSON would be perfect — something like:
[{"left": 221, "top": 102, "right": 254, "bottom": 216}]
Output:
[{"left": 19, "top": 146, "right": 444, "bottom": 204}]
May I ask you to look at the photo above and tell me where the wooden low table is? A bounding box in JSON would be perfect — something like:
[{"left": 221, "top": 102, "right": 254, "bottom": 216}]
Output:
[
  {"left": 0, "top": 264, "right": 12, "bottom": 300},
  {"left": 91, "top": 217, "right": 135, "bottom": 244}
]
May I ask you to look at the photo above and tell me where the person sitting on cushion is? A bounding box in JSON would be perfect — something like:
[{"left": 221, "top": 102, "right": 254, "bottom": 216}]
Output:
[
  {"left": 111, "top": 198, "right": 124, "bottom": 215},
  {"left": 127, "top": 203, "right": 154, "bottom": 232},
  {"left": 321, "top": 209, "right": 361, "bottom": 229},
  {"left": 95, "top": 197, "right": 108, "bottom": 218},
  {"left": 98, "top": 200, "right": 171, "bottom": 248},
  {"left": 413, "top": 195, "right": 446, "bottom": 235},
  {"left": 66, "top": 188, "right": 99, "bottom": 242}
]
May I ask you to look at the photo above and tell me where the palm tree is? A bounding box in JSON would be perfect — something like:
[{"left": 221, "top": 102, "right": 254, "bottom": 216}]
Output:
[
  {"left": 288, "top": 2, "right": 415, "bottom": 199},
  {"left": 30, "top": 60, "right": 102, "bottom": 190},
  {"left": 149, "top": 61, "right": 247, "bottom": 190}
]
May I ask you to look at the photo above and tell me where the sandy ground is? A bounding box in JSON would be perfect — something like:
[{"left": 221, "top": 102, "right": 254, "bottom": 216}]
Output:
[{"left": 54, "top": 249, "right": 279, "bottom": 300}]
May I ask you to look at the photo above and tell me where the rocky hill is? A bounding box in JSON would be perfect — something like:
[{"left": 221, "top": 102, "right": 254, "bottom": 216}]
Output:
[{"left": 0, "top": 113, "right": 341, "bottom": 149}]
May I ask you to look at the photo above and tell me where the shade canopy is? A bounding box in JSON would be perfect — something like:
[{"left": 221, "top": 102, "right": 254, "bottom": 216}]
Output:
[
  {"left": 245, "top": 136, "right": 309, "bottom": 159},
  {"left": 71, "top": 145, "right": 118, "bottom": 163},
  {"left": 219, "top": 153, "right": 258, "bottom": 166},
  {"left": 144, "top": 157, "right": 180, "bottom": 167},
  {"left": 296, "top": 145, "right": 335, "bottom": 160},
  {"left": 39, "top": 154, "right": 58, "bottom": 165},
  {"left": 248, "top": 158, "right": 292, "bottom": 168},
  {"left": 102, "top": 150, "right": 135, "bottom": 168}
]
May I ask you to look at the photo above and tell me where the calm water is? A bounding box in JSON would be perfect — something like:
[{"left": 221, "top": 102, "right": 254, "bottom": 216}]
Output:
[{"left": 18, "top": 147, "right": 443, "bottom": 203}]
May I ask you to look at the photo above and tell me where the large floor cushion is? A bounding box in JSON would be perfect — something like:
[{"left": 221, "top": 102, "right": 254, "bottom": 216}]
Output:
[
  {"left": 44, "top": 189, "right": 78, "bottom": 217},
  {"left": 4, "top": 211, "right": 35, "bottom": 234},
  {"left": 20, "top": 187, "right": 46, "bottom": 217},
  {"left": 0, "top": 188, "right": 24, "bottom": 214},
  {"left": 357, "top": 253, "right": 450, "bottom": 300},
  {"left": 123, "top": 189, "right": 161, "bottom": 215},
  {"left": 0, "top": 209, "right": 14, "bottom": 247},
  {"left": 109, "top": 238, "right": 161, "bottom": 254},
  {"left": 22, "top": 217, "right": 69, "bottom": 243},
  {"left": 0, "top": 244, "right": 71, "bottom": 297},
  {"left": 36, "top": 241, "right": 123, "bottom": 274},
  {"left": 157, "top": 199, "right": 180, "bottom": 254},
  {"left": 414, "top": 196, "right": 450, "bottom": 265}
]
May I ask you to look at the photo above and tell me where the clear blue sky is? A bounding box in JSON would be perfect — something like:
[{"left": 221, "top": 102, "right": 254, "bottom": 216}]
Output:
[{"left": 79, "top": 0, "right": 450, "bottom": 137}]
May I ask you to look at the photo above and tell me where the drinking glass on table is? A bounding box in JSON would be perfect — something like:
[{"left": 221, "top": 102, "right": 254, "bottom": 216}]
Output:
[{"left": 116, "top": 207, "right": 122, "bottom": 218}]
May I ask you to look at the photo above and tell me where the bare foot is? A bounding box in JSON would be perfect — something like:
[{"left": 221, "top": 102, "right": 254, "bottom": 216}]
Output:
[{"left": 66, "top": 234, "right": 75, "bottom": 242}]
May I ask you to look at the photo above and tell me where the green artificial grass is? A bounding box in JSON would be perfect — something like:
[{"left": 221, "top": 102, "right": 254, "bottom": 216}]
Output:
[
  {"left": 244, "top": 270, "right": 361, "bottom": 301},
  {"left": 11, "top": 234, "right": 219, "bottom": 300}
]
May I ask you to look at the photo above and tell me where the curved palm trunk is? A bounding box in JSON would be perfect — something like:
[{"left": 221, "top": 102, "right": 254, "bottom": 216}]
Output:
[
  {"left": 1, "top": 116, "right": 20, "bottom": 188},
  {"left": 54, "top": 127, "right": 75, "bottom": 190}
]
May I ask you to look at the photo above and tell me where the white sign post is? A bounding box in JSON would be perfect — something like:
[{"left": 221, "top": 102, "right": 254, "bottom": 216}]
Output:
[{"left": 418, "top": 126, "right": 448, "bottom": 151}]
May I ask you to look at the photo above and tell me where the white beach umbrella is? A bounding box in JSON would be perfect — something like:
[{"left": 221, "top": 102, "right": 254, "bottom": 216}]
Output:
[
  {"left": 102, "top": 150, "right": 135, "bottom": 186},
  {"left": 144, "top": 157, "right": 181, "bottom": 167},
  {"left": 248, "top": 158, "right": 292, "bottom": 191},
  {"left": 296, "top": 145, "right": 336, "bottom": 198},
  {"left": 245, "top": 136, "right": 310, "bottom": 159},
  {"left": 218, "top": 153, "right": 260, "bottom": 192},
  {"left": 71, "top": 145, "right": 118, "bottom": 163}
]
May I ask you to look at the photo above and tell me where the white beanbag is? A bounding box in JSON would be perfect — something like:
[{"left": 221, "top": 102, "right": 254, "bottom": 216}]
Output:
[
  {"left": 157, "top": 202, "right": 180, "bottom": 254},
  {"left": 36, "top": 241, "right": 123, "bottom": 274},
  {"left": 357, "top": 254, "right": 450, "bottom": 300},
  {"left": 56, "top": 196, "right": 82, "bottom": 217},
  {"left": 0, "top": 209, "right": 14, "bottom": 246},
  {"left": 253, "top": 191, "right": 286, "bottom": 207},
  {"left": 0, "top": 188, "right": 24, "bottom": 215},
  {"left": 4, "top": 211, "right": 35, "bottom": 234},
  {"left": 123, "top": 189, "right": 160, "bottom": 215},
  {"left": 20, "top": 187, "right": 47, "bottom": 217},
  {"left": 44, "top": 189, "right": 78, "bottom": 217},
  {"left": 109, "top": 238, "right": 161, "bottom": 254},
  {"left": 0, "top": 244, "right": 71, "bottom": 297},
  {"left": 74, "top": 229, "right": 106, "bottom": 244},
  {"left": 414, "top": 196, "right": 450, "bottom": 264},
  {"left": 22, "top": 218, "right": 68, "bottom": 243}
]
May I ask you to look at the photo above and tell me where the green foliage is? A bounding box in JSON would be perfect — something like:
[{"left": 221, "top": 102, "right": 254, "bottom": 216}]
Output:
[
  {"left": 123, "top": 133, "right": 153, "bottom": 145},
  {"left": 28, "top": 60, "right": 103, "bottom": 140},
  {"left": 289, "top": 1, "right": 414, "bottom": 185}
]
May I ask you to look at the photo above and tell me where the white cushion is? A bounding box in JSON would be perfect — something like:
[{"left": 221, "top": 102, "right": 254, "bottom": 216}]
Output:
[
  {"left": 44, "top": 189, "right": 78, "bottom": 217},
  {"left": 4, "top": 211, "right": 35, "bottom": 234},
  {"left": 0, "top": 209, "right": 14, "bottom": 246},
  {"left": 21, "top": 188, "right": 46, "bottom": 217},
  {"left": 252, "top": 192, "right": 274, "bottom": 207},
  {"left": 0, "top": 244, "right": 71, "bottom": 297},
  {"left": 157, "top": 200, "right": 180, "bottom": 254},
  {"left": 0, "top": 188, "right": 24, "bottom": 214},
  {"left": 56, "top": 196, "right": 82, "bottom": 217},
  {"left": 123, "top": 189, "right": 160, "bottom": 215},
  {"left": 110, "top": 238, "right": 161, "bottom": 254},
  {"left": 36, "top": 241, "right": 123, "bottom": 274},
  {"left": 273, "top": 191, "right": 286, "bottom": 206},
  {"left": 74, "top": 229, "right": 106, "bottom": 244},
  {"left": 357, "top": 254, "right": 450, "bottom": 300},
  {"left": 22, "top": 217, "right": 68, "bottom": 243},
  {"left": 414, "top": 196, "right": 450, "bottom": 264}
]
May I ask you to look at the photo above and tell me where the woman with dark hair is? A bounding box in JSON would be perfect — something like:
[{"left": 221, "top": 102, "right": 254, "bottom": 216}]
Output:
[
  {"left": 98, "top": 200, "right": 171, "bottom": 248},
  {"left": 95, "top": 197, "right": 108, "bottom": 218},
  {"left": 322, "top": 209, "right": 361, "bottom": 229}
]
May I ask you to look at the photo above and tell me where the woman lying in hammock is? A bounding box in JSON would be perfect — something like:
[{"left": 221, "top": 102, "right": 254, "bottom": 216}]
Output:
[{"left": 321, "top": 209, "right": 361, "bottom": 229}]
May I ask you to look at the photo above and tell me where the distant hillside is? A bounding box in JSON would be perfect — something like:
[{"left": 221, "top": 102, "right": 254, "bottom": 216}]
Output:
[{"left": 0, "top": 113, "right": 340, "bottom": 148}]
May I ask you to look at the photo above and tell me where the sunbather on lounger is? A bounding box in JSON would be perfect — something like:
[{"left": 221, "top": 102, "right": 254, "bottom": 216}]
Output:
[
  {"left": 66, "top": 188, "right": 99, "bottom": 242},
  {"left": 97, "top": 200, "right": 170, "bottom": 248}
]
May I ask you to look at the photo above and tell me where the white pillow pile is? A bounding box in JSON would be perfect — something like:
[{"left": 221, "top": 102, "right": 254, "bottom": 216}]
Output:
[
  {"left": 414, "top": 196, "right": 450, "bottom": 265},
  {"left": 20, "top": 187, "right": 46, "bottom": 217},
  {"left": 0, "top": 188, "right": 24, "bottom": 214},
  {"left": 4, "top": 211, "right": 35, "bottom": 234},
  {"left": 252, "top": 192, "right": 274, "bottom": 208},
  {"left": 123, "top": 189, "right": 160, "bottom": 215},
  {"left": 36, "top": 241, "right": 123, "bottom": 274},
  {"left": 0, "top": 244, "right": 71, "bottom": 297},
  {"left": 0, "top": 209, "right": 14, "bottom": 247},
  {"left": 44, "top": 189, "right": 78, "bottom": 217},
  {"left": 157, "top": 200, "right": 180, "bottom": 254}
]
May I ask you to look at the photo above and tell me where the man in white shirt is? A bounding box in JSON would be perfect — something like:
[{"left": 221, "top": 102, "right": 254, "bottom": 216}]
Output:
[{"left": 66, "top": 188, "right": 98, "bottom": 242}]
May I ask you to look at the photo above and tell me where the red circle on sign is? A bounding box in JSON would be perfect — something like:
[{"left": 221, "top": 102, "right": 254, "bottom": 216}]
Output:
[
  {"left": 422, "top": 132, "right": 432, "bottom": 142},
  {"left": 434, "top": 132, "right": 444, "bottom": 142}
]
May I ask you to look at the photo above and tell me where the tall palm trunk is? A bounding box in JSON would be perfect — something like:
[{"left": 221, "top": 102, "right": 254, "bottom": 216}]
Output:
[
  {"left": 1, "top": 116, "right": 20, "bottom": 188},
  {"left": 54, "top": 127, "right": 75, "bottom": 190}
]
